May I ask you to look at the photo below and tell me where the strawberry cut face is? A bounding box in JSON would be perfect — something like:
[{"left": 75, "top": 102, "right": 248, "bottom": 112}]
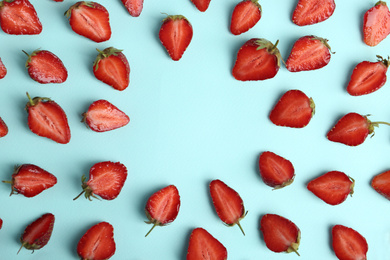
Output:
[
  {"left": 121, "top": 0, "right": 144, "bottom": 17},
  {"left": 0, "top": 58, "right": 7, "bottom": 79},
  {"left": 332, "top": 225, "right": 368, "bottom": 260},
  {"left": 0, "top": 116, "right": 8, "bottom": 137},
  {"left": 190, "top": 0, "right": 211, "bottom": 12},
  {"left": 230, "top": 0, "right": 262, "bottom": 35},
  {"left": 186, "top": 228, "right": 227, "bottom": 260},
  {"left": 292, "top": 0, "right": 335, "bottom": 26},
  {"left": 371, "top": 170, "right": 390, "bottom": 200},
  {"left": 363, "top": 1, "right": 390, "bottom": 46}
]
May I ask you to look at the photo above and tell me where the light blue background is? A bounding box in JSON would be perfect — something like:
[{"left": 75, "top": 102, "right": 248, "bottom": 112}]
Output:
[{"left": 1, "top": 0, "right": 390, "bottom": 259}]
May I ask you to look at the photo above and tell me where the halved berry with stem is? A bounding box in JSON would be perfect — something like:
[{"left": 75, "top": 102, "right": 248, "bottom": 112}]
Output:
[
  {"left": 371, "top": 170, "right": 390, "bottom": 200},
  {"left": 332, "top": 225, "right": 368, "bottom": 260},
  {"left": 292, "top": 0, "right": 335, "bottom": 26},
  {"left": 230, "top": 0, "right": 262, "bottom": 35},
  {"left": 186, "top": 228, "right": 227, "bottom": 260},
  {"left": 190, "top": 0, "right": 211, "bottom": 12},
  {"left": 0, "top": 116, "right": 8, "bottom": 137},
  {"left": 121, "top": 0, "right": 143, "bottom": 17},
  {"left": 363, "top": 1, "right": 390, "bottom": 46},
  {"left": 0, "top": 58, "right": 7, "bottom": 79}
]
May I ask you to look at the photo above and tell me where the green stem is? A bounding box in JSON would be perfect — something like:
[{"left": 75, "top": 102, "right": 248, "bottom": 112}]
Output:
[
  {"left": 372, "top": 121, "right": 390, "bottom": 126},
  {"left": 17, "top": 243, "right": 25, "bottom": 254},
  {"left": 145, "top": 223, "right": 158, "bottom": 237},
  {"left": 73, "top": 190, "right": 85, "bottom": 201},
  {"left": 26, "top": 92, "right": 34, "bottom": 106},
  {"left": 237, "top": 221, "right": 245, "bottom": 236}
]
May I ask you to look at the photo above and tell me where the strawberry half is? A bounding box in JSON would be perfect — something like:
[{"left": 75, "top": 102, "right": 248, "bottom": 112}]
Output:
[
  {"left": 269, "top": 89, "right": 315, "bottom": 128},
  {"left": 307, "top": 171, "right": 354, "bottom": 205},
  {"left": 121, "top": 0, "right": 143, "bottom": 17},
  {"left": 144, "top": 185, "right": 180, "bottom": 237},
  {"left": 209, "top": 179, "right": 247, "bottom": 235},
  {"left": 327, "top": 112, "right": 390, "bottom": 146},
  {"left": 159, "top": 15, "right": 193, "bottom": 61},
  {"left": 18, "top": 213, "right": 55, "bottom": 253},
  {"left": 285, "top": 36, "right": 333, "bottom": 72},
  {"left": 332, "top": 225, "right": 368, "bottom": 260},
  {"left": 258, "top": 151, "right": 295, "bottom": 189},
  {"left": 2, "top": 164, "right": 57, "bottom": 197},
  {"left": 82, "top": 100, "right": 130, "bottom": 132},
  {"left": 74, "top": 161, "right": 128, "bottom": 201},
  {"left": 186, "top": 228, "right": 227, "bottom": 260},
  {"left": 93, "top": 47, "right": 130, "bottom": 91},
  {"left": 371, "top": 170, "right": 390, "bottom": 200},
  {"left": 65, "top": 1, "right": 111, "bottom": 43},
  {"left": 0, "top": 58, "right": 7, "bottom": 79},
  {"left": 190, "top": 0, "right": 211, "bottom": 12},
  {"left": 347, "top": 56, "right": 389, "bottom": 96},
  {"left": 0, "top": 116, "right": 8, "bottom": 137},
  {"left": 363, "top": 1, "right": 390, "bottom": 46},
  {"left": 23, "top": 50, "right": 68, "bottom": 84},
  {"left": 25, "top": 93, "right": 71, "bottom": 144},
  {"left": 292, "top": 0, "right": 335, "bottom": 26},
  {"left": 0, "top": 0, "right": 42, "bottom": 35},
  {"left": 260, "top": 214, "right": 300, "bottom": 255},
  {"left": 230, "top": 0, "right": 262, "bottom": 35},
  {"left": 77, "top": 222, "right": 116, "bottom": 260},
  {"left": 232, "top": 38, "right": 282, "bottom": 81}
]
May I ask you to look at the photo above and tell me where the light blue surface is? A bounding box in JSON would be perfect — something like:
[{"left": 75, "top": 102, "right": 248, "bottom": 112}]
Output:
[{"left": 1, "top": 0, "right": 390, "bottom": 259}]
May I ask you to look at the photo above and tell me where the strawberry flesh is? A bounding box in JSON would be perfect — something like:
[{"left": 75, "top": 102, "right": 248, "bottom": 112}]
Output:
[
  {"left": 186, "top": 228, "right": 227, "bottom": 260},
  {"left": 332, "top": 225, "right": 368, "bottom": 260},
  {"left": 363, "top": 1, "right": 390, "bottom": 46},
  {"left": 121, "top": 0, "right": 143, "bottom": 17},
  {"left": 190, "top": 0, "right": 211, "bottom": 12},
  {"left": 230, "top": 0, "right": 262, "bottom": 35},
  {"left": 0, "top": 116, "right": 8, "bottom": 137},
  {"left": 0, "top": 58, "right": 7, "bottom": 79},
  {"left": 292, "top": 0, "right": 335, "bottom": 26},
  {"left": 371, "top": 170, "right": 390, "bottom": 200}
]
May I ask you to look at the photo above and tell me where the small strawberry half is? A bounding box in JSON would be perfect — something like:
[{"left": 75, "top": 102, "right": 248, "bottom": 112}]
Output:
[
  {"left": 190, "top": 0, "right": 211, "bottom": 12},
  {"left": 327, "top": 112, "right": 390, "bottom": 146},
  {"left": 186, "top": 228, "right": 227, "bottom": 260},
  {"left": 65, "top": 1, "right": 111, "bottom": 43},
  {"left": 93, "top": 47, "right": 130, "bottom": 91},
  {"left": 286, "top": 36, "right": 333, "bottom": 72},
  {"left": 363, "top": 1, "right": 390, "bottom": 46},
  {"left": 2, "top": 164, "right": 57, "bottom": 197},
  {"left": 82, "top": 100, "right": 130, "bottom": 132},
  {"left": 121, "top": 0, "right": 143, "bottom": 17},
  {"left": 0, "top": 58, "right": 7, "bottom": 79},
  {"left": 307, "top": 171, "right": 354, "bottom": 205},
  {"left": 260, "top": 214, "right": 300, "bottom": 255},
  {"left": 18, "top": 213, "right": 55, "bottom": 254},
  {"left": 74, "top": 161, "right": 128, "bottom": 201},
  {"left": 0, "top": 0, "right": 42, "bottom": 35},
  {"left": 269, "top": 89, "right": 315, "bottom": 128},
  {"left": 332, "top": 225, "right": 368, "bottom": 260},
  {"left": 0, "top": 116, "right": 8, "bottom": 137},
  {"left": 371, "top": 170, "right": 390, "bottom": 200},
  {"left": 292, "top": 0, "right": 335, "bottom": 26},
  {"left": 144, "top": 185, "right": 180, "bottom": 237},
  {"left": 230, "top": 0, "right": 262, "bottom": 35},
  {"left": 23, "top": 50, "right": 68, "bottom": 84},
  {"left": 25, "top": 93, "right": 71, "bottom": 144},
  {"left": 159, "top": 15, "right": 193, "bottom": 61},
  {"left": 232, "top": 38, "right": 282, "bottom": 81},
  {"left": 347, "top": 56, "right": 389, "bottom": 96},
  {"left": 209, "top": 179, "right": 247, "bottom": 235},
  {"left": 258, "top": 151, "right": 295, "bottom": 189},
  {"left": 77, "top": 222, "right": 116, "bottom": 260}
]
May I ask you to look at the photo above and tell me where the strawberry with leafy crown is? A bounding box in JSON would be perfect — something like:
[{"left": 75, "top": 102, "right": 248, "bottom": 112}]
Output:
[
  {"left": 190, "top": 0, "right": 211, "bottom": 12},
  {"left": 0, "top": 116, "right": 8, "bottom": 137},
  {"left": 186, "top": 228, "right": 227, "bottom": 260},
  {"left": 332, "top": 225, "right": 368, "bottom": 260},
  {"left": 363, "top": 1, "right": 390, "bottom": 46},
  {"left": 230, "top": 0, "right": 262, "bottom": 35},
  {"left": 0, "top": 58, "right": 7, "bottom": 79},
  {"left": 121, "top": 0, "right": 143, "bottom": 17},
  {"left": 371, "top": 170, "right": 390, "bottom": 200},
  {"left": 292, "top": 0, "right": 335, "bottom": 26}
]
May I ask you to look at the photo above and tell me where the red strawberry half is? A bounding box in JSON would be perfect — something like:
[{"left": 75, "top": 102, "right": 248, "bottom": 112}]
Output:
[
  {"left": 65, "top": 1, "right": 111, "bottom": 43},
  {"left": 0, "top": 58, "right": 7, "bottom": 79},
  {"left": 258, "top": 151, "right": 295, "bottom": 189},
  {"left": 209, "top": 179, "right": 247, "bottom": 235},
  {"left": 18, "top": 213, "right": 55, "bottom": 253},
  {"left": 0, "top": 116, "right": 8, "bottom": 137},
  {"left": 292, "top": 0, "right": 335, "bottom": 26},
  {"left": 269, "top": 89, "right": 315, "bottom": 128},
  {"left": 2, "top": 164, "right": 57, "bottom": 197},
  {"left": 145, "top": 185, "right": 180, "bottom": 237},
  {"left": 25, "top": 93, "right": 71, "bottom": 144},
  {"left": 332, "top": 225, "right": 368, "bottom": 260},
  {"left": 159, "top": 15, "right": 193, "bottom": 61},
  {"left": 186, "top": 228, "right": 227, "bottom": 260},
  {"left": 347, "top": 56, "right": 389, "bottom": 96},
  {"left": 286, "top": 36, "right": 333, "bottom": 72},
  {"left": 363, "top": 1, "right": 390, "bottom": 46},
  {"left": 371, "top": 170, "right": 390, "bottom": 200},
  {"left": 0, "top": 0, "right": 42, "bottom": 35},
  {"left": 190, "top": 0, "right": 211, "bottom": 12},
  {"left": 74, "top": 161, "right": 128, "bottom": 201},
  {"left": 121, "top": 0, "right": 143, "bottom": 17},
  {"left": 230, "top": 0, "right": 262, "bottom": 35},
  {"left": 77, "top": 222, "right": 116, "bottom": 260},
  {"left": 23, "top": 50, "right": 68, "bottom": 84},
  {"left": 93, "top": 47, "right": 130, "bottom": 91},
  {"left": 232, "top": 38, "right": 282, "bottom": 81}
]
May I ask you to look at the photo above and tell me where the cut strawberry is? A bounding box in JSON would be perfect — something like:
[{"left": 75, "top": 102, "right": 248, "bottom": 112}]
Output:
[
  {"left": 363, "top": 1, "right": 390, "bottom": 46},
  {"left": 74, "top": 161, "right": 128, "bottom": 201},
  {"left": 209, "top": 179, "right": 247, "bottom": 235},
  {"left": 347, "top": 56, "right": 389, "bottom": 96},
  {"left": 18, "top": 213, "right": 55, "bottom": 253},
  {"left": 260, "top": 214, "right": 300, "bottom": 255},
  {"left": 269, "top": 89, "right": 315, "bottom": 128},
  {"left": 230, "top": 0, "right": 262, "bottom": 35},
  {"left": 77, "top": 222, "right": 116, "bottom": 260},
  {"left": 258, "top": 151, "right": 295, "bottom": 189},
  {"left": 121, "top": 0, "right": 143, "bottom": 17},
  {"left": 286, "top": 36, "right": 333, "bottom": 72},
  {"left": 0, "top": 218, "right": 2, "bottom": 230},
  {"left": 371, "top": 170, "right": 390, "bottom": 200},
  {"left": 159, "top": 15, "right": 193, "bottom": 61},
  {"left": 25, "top": 93, "right": 71, "bottom": 144},
  {"left": 232, "top": 38, "right": 282, "bottom": 81},
  {"left": 327, "top": 112, "right": 390, "bottom": 146},
  {"left": 0, "top": 58, "right": 7, "bottom": 79},
  {"left": 332, "top": 225, "right": 368, "bottom": 260},
  {"left": 2, "top": 164, "right": 57, "bottom": 197},
  {"left": 190, "top": 0, "right": 211, "bottom": 12},
  {"left": 65, "top": 1, "right": 111, "bottom": 42},
  {"left": 292, "top": 0, "right": 335, "bottom": 26},
  {"left": 82, "top": 100, "right": 130, "bottom": 132},
  {"left": 93, "top": 47, "right": 130, "bottom": 91},
  {"left": 0, "top": 0, "right": 42, "bottom": 35},
  {"left": 186, "top": 228, "right": 227, "bottom": 260},
  {"left": 0, "top": 116, "right": 8, "bottom": 137},
  {"left": 145, "top": 185, "right": 180, "bottom": 237}
]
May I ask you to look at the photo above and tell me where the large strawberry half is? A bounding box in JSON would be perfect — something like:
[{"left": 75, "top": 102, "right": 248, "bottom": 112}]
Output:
[
  {"left": 371, "top": 170, "right": 390, "bottom": 200},
  {"left": 230, "top": 0, "right": 262, "bottom": 35},
  {"left": 332, "top": 225, "right": 368, "bottom": 260},
  {"left": 186, "top": 228, "right": 227, "bottom": 260},
  {"left": 292, "top": 0, "right": 335, "bottom": 26},
  {"left": 363, "top": 1, "right": 390, "bottom": 46}
]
